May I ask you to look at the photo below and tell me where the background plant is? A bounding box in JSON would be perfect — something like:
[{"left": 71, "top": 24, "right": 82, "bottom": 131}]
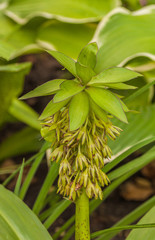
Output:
[{"left": 0, "top": 0, "right": 155, "bottom": 239}]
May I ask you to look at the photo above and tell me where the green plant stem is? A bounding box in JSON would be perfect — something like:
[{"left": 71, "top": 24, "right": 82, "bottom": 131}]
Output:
[{"left": 75, "top": 190, "right": 90, "bottom": 240}]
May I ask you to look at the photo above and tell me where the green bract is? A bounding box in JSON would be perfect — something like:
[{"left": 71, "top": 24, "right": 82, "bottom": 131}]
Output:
[{"left": 21, "top": 42, "right": 141, "bottom": 131}]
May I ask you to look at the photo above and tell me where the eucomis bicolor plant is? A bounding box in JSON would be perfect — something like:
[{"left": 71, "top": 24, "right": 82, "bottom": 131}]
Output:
[{"left": 21, "top": 42, "right": 141, "bottom": 201}]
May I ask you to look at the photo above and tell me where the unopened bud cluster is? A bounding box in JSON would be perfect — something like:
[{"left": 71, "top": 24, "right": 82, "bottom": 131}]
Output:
[{"left": 41, "top": 109, "right": 122, "bottom": 201}]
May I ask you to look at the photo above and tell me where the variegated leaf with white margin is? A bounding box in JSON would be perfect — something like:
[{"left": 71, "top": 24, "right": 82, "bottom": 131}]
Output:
[
  {"left": 4, "top": 0, "right": 120, "bottom": 24},
  {"left": 92, "top": 6, "right": 155, "bottom": 73},
  {"left": 37, "top": 21, "right": 96, "bottom": 59}
]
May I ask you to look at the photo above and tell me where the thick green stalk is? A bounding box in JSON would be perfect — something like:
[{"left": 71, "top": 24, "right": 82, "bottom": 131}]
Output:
[{"left": 75, "top": 190, "right": 90, "bottom": 240}]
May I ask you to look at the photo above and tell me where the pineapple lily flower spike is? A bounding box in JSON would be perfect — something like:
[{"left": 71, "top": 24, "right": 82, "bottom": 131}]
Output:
[
  {"left": 21, "top": 42, "right": 141, "bottom": 201},
  {"left": 20, "top": 42, "right": 141, "bottom": 239}
]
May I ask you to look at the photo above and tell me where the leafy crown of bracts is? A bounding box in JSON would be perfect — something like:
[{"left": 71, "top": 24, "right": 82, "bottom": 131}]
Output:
[{"left": 21, "top": 42, "right": 141, "bottom": 201}]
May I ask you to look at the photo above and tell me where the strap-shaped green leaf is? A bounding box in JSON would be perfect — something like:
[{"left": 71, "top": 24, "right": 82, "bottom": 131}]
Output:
[
  {"left": 76, "top": 62, "right": 96, "bottom": 84},
  {"left": 53, "top": 80, "right": 84, "bottom": 103},
  {"left": 39, "top": 98, "right": 70, "bottom": 120},
  {"left": 86, "top": 87, "right": 128, "bottom": 123},
  {"left": 77, "top": 42, "right": 98, "bottom": 69},
  {"left": 0, "top": 185, "right": 53, "bottom": 240},
  {"left": 20, "top": 79, "right": 65, "bottom": 99},
  {"left": 88, "top": 67, "right": 141, "bottom": 85},
  {"left": 91, "top": 223, "right": 155, "bottom": 239},
  {"left": 47, "top": 50, "right": 77, "bottom": 77},
  {"left": 69, "top": 91, "right": 89, "bottom": 131}
]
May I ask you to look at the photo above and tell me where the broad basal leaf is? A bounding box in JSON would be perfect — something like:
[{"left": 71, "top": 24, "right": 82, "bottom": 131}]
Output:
[
  {"left": 76, "top": 62, "right": 96, "bottom": 84},
  {"left": 126, "top": 206, "right": 155, "bottom": 240},
  {"left": 86, "top": 87, "right": 128, "bottom": 123},
  {"left": 5, "top": 0, "right": 120, "bottom": 24},
  {"left": 69, "top": 91, "right": 89, "bottom": 131},
  {"left": 0, "top": 12, "right": 18, "bottom": 38},
  {"left": 39, "top": 98, "right": 70, "bottom": 120},
  {"left": 0, "top": 17, "right": 43, "bottom": 60},
  {"left": 93, "top": 6, "right": 155, "bottom": 72},
  {"left": 53, "top": 80, "right": 84, "bottom": 103},
  {"left": 88, "top": 67, "right": 141, "bottom": 85},
  {"left": 20, "top": 79, "right": 65, "bottom": 99},
  {"left": 47, "top": 50, "right": 77, "bottom": 77},
  {"left": 37, "top": 21, "right": 96, "bottom": 60},
  {"left": 77, "top": 42, "right": 98, "bottom": 69},
  {"left": 0, "top": 185, "right": 53, "bottom": 240}
]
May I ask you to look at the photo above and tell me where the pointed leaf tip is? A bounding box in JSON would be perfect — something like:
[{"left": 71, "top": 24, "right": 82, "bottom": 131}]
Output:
[
  {"left": 86, "top": 87, "right": 128, "bottom": 123},
  {"left": 53, "top": 80, "right": 85, "bottom": 103},
  {"left": 39, "top": 98, "right": 70, "bottom": 120},
  {"left": 20, "top": 79, "right": 65, "bottom": 99},
  {"left": 88, "top": 67, "right": 142, "bottom": 86},
  {"left": 46, "top": 50, "right": 77, "bottom": 77}
]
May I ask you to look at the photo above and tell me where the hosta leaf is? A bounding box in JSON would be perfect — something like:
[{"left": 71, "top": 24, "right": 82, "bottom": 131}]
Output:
[
  {"left": 20, "top": 79, "right": 65, "bottom": 99},
  {"left": 76, "top": 62, "right": 96, "bottom": 84},
  {"left": 86, "top": 87, "right": 128, "bottom": 123},
  {"left": 103, "top": 83, "right": 137, "bottom": 90},
  {"left": 89, "top": 98, "right": 108, "bottom": 122},
  {"left": 6, "top": 0, "right": 120, "bottom": 24},
  {"left": 77, "top": 42, "right": 98, "bottom": 69},
  {"left": 88, "top": 67, "right": 141, "bottom": 85},
  {"left": 0, "top": 39, "right": 16, "bottom": 60},
  {"left": 39, "top": 98, "right": 70, "bottom": 120},
  {"left": 0, "top": 12, "right": 18, "bottom": 38},
  {"left": 94, "top": 7, "right": 155, "bottom": 72},
  {"left": 53, "top": 80, "right": 84, "bottom": 103},
  {"left": 47, "top": 50, "right": 77, "bottom": 77},
  {"left": 37, "top": 21, "right": 96, "bottom": 60},
  {"left": 0, "top": 185, "right": 53, "bottom": 240},
  {"left": 69, "top": 92, "right": 89, "bottom": 131},
  {"left": 0, "top": 17, "right": 43, "bottom": 60}
]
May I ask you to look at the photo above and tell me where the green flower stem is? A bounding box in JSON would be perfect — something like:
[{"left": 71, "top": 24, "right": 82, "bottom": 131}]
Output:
[{"left": 75, "top": 190, "right": 90, "bottom": 240}]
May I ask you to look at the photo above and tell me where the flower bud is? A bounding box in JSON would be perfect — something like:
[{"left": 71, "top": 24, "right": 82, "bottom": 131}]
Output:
[
  {"left": 99, "top": 170, "right": 110, "bottom": 186},
  {"left": 88, "top": 136, "right": 96, "bottom": 158},
  {"left": 86, "top": 180, "right": 95, "bottom": 198},
  {"left": 59, "top": 158, "right": 72, "bottom": 175},
  {"left": 50, "top": 145, "right": 64, "bottom": 162},
  {"left": 88, "top": 165, "right": 96, "bottom": 182},
  {"left": 94, "top": 181, "right": 103, "bottom": 200},
  {"left": 75, "top": 146, "right": 88, "bottom": 171}
]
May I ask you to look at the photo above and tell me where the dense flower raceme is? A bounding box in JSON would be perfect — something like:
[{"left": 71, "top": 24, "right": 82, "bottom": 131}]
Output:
[{"left": 21, "top": 42, "right": 141, "bottom": 200}]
